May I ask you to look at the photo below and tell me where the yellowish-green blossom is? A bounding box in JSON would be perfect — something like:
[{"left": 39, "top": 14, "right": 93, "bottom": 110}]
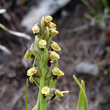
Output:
[
  {"left": 51, "top": 41, "right": 61, "bottom": 51},
  {"left": 52, "top": 67, "right": 64, "bottom": 76},
  {"left": 45, "top": 15, "right": 53, "bottom": 22},
  {"left": 50, "top": 22, "right": 56, "bottom": 29},
  {"left": 55, "top": 89, "right": 63, "bottom": 97},
  {"left": 24, "top": 50, "right": 32, "bottom": 60},
  {"left": 32, "top": 24, "right": 40, "bottom": 34},
  {"left": 41, "top": 86, "right": 50, "bottom": 96},
  {"left": 27, "top": 67, "right": 37, "bottom": 76},
  {"left": 49, "top": 51, "right": 60, "bottom": 60},
  {"left": 38, "top": 39, "right": 47, "bottom": 48},
  {"left": 50, "top": 29, "right": 59, "bottom": 36}
]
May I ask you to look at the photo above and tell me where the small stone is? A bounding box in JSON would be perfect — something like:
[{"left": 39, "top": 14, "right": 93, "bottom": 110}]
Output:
[{"left": 76, "top": 62, "right": 99, "bottom": 76}]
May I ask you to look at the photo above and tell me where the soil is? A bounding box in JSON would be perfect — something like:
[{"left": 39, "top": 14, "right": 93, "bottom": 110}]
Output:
[{"left": 0, "top": 0, "right": 110, "bottom": 110}]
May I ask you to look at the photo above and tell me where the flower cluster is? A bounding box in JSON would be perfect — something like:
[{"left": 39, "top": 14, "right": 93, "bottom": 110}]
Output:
[{"left": 24, "top": 15, "right": 70, "bottom": 110}]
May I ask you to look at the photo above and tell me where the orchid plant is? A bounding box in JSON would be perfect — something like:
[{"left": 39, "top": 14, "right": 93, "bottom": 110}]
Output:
[{"left": 24, "top": 15, "right": 88, "bottom": 110}]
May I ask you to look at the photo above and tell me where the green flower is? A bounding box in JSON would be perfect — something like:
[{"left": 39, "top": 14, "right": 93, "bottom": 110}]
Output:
[
  {"left": 54, "top": 89, "right": 63, "bottom": 97},
  {"left": 54, "top": 89, "right": 71, "bottom": 97},
  {"left": 27, "top": 67, "right": 37, "bottom": 76},
  {"left": 41, "top": 86, "right": 50, "bottom": 96},
  {"left": 32, "top": 24, "right": 40, "bottom": 34},
  {"left": 52, "top": 67, "right": 64, "bottom": 77},
  {"left": 51, "top": 41, "right": 61, "bottom": 51},
  {"left": 45, "top": 15, "right": 53, "bottom": 22},
  {"left": 38, "top": 39, "right": 47, "bottom": 48},
  {"left": 49, "top": 51, "right": 60, "bottom": 60},
  {"left": 50, "top": 22, "right": 56, "bottom": 29},
  {"left": 50, "top": 29, "right": 59, "bottom": 36}
]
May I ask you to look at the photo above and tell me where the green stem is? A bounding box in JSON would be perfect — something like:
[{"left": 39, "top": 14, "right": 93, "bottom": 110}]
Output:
[
  {"left": 39, "top": 68, "right": 47, "bottom": 110},
  {"left": 39, "top": 52, "right": 47, "bottom": 110},
  {"left": 36, "top": 94, "right": 40, "bottom": 110}
]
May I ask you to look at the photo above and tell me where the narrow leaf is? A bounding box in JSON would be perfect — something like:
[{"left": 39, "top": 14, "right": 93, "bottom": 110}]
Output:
[
  {"left": 35, "top": 35, "right": 42, "bottom": 53},
  {"left": 25, "top": 79, "right": 28, "bottom": 110},
  {"left": 31, "top": 44, "right": 40, "bottom": 60},
  {"left": 73, "top": 75, "right": 88, "bottom": 110},
  {"left": 32, "top": 105, "right": 37, "bottom": 110},
  {"left": 41, "top": 16, "right": 45, "bottom": 35},
  {"left": 77, "top": 80, "right": 85, "bottom": 110},
  {"left": 43, "top": 47, "right": 49, "bottom": 67},
  {"left": 77, "top": 88, "right": 83, "bottom": 110},
  {"left": 44, "top": 27, "right": 49, "bottom": 40}
]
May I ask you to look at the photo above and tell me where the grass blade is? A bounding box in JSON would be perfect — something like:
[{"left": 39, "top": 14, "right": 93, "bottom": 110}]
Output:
[
  {"left": 73, "top": 75, "right": 88, "bottom": 110},
  {"left": 25, "top": 79, "right": 28, "bottom": 110},
  {"left": 77, "top": 80, "right": 85, "bottom": 110}
]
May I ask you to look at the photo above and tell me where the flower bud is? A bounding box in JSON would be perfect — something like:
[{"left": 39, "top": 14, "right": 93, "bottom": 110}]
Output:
[
  {"left": 38, "top": 39, "right": 47, "bottom": 48},
  {"left": 24, "top": 50, "right": 32, "bottom": 60},
  {"left": 32, "top": 24, "right": 40, "bottom": 34},
  {"left": 50, "top": 29, "right": 59, "bottom": 36},
  {"left": 49, "top": 51, "right": 60, "bottom": 60},
  {"left": 27, "top": 67, "right": 37, "bottom": 76},
  {"left": 51, "top": 41, "right": 61, "bottom": 51},
  {"left": 52, "top": 67, "right": 64, "bottom": 76},
  {"left": 45, "top": 15, "right": 53, "bottom": 22},
  {"left": 54, "top": 89, "right": 63, "bottom": 97},
  {"left": 41, "top": 86, "right": 50, "bottom": 96}
]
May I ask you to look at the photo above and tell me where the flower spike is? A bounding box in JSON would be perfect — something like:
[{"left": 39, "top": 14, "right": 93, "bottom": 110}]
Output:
[{"left": 25, "top": 15, "right": 73, "bottom": 110}]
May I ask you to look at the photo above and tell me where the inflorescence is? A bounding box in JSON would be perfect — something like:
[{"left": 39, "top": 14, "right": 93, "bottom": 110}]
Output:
[{"left": 24, "top": 15, "right": 71, "bottom": 109}]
